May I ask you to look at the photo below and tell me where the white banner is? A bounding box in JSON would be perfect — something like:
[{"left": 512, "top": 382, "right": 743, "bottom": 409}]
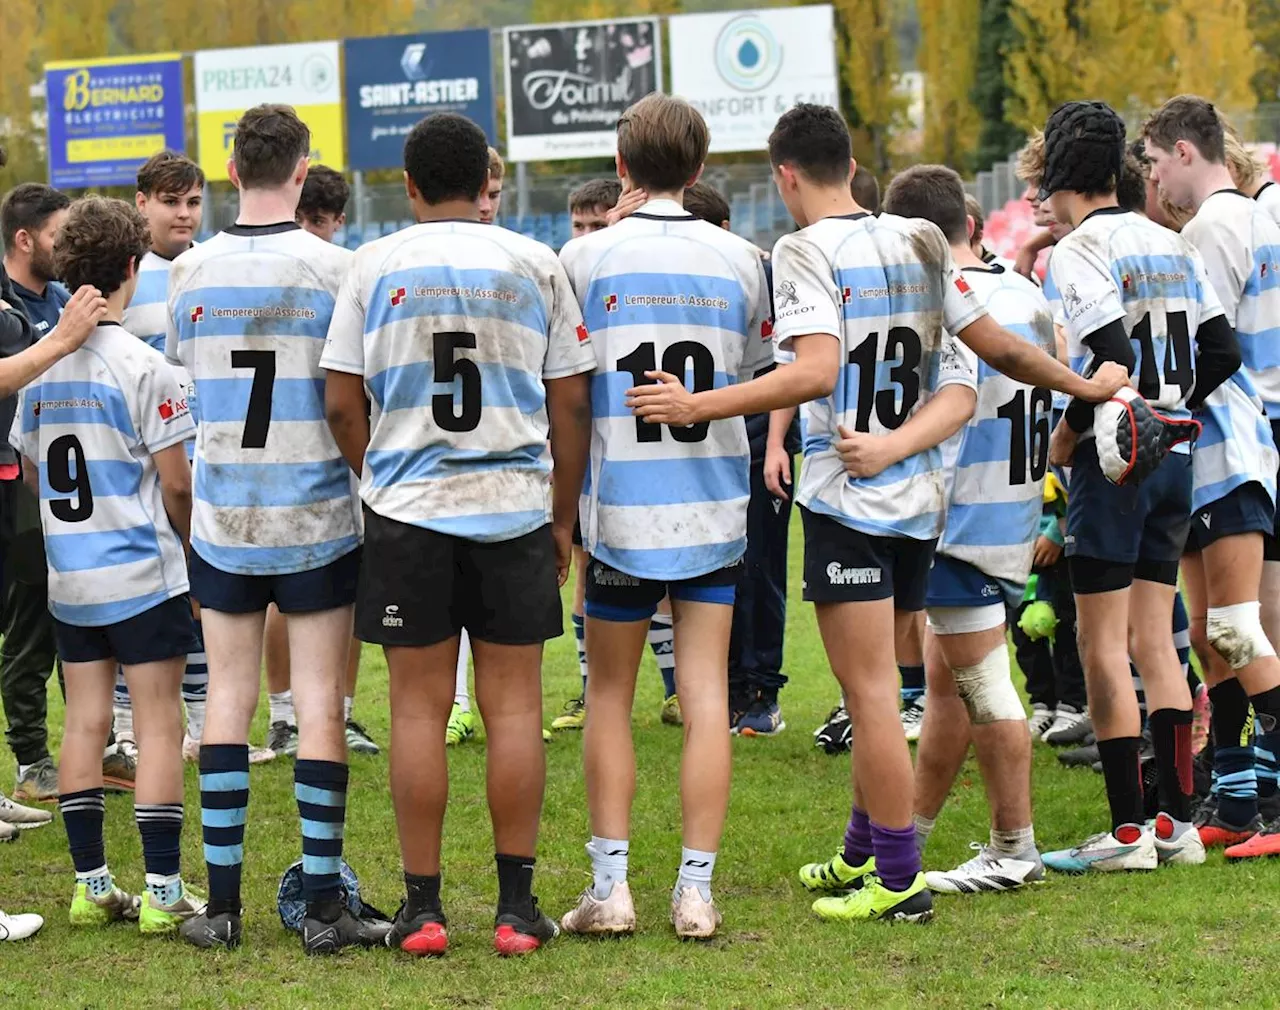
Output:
[{"left": 669, "top": 6, "right": 838, "bottom": 155}]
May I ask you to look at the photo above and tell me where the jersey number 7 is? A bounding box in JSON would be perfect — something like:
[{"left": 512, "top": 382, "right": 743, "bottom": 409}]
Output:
[{"left": 232, "top": 349, "right": 275, "bottom": 448}]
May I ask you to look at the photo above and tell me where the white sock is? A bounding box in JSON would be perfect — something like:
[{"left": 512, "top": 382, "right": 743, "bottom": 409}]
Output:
[
  {"left": 145, "top": 871, "right": 183, "bottom": 907},
  {"left": 676, "top": 847, "right": 716, "bottom": 901},
  {"left": 268, "top": 690, "right": 294, "bottom": 726},
  {"left": 343, "top": 695, "right": 353, "bottom": 723},
  {"left": 913, "top": 812, "right": 936, "bottom": 855},
  {"left": 454, "top": 629, "right": 471, "bottom": 712},
  {"left": 587, "top": 836, "right": 629, "bottom": 900},
  {"left": 17, "top": 763, "right": 31, "bottom": 780},
  {"left": 77, "top": 864, "right": 113, "bottom": 898},
  {"left": 113, "top": 704, "right": 134, "bottom": 741},
  {"left": 185, "top": 700, "right": 206, "bottom": 741},
  {"left": 990, "top": 825, "right": 1036, "bottom": 858}
]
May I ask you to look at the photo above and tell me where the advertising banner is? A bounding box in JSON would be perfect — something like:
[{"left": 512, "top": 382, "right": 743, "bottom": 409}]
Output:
[
  {"left": 44, "top": 54, "right": 186, "bottom": 189},
  {"left": 345, "top": 30, "right": 495, "bottom": 171},
  {"left": 194, "top": 41, "right": 344, "bottom": 181},
  {"left": 503, "top": 18, "right": 661, "bottom": 163},
  {"left": 669, "top": 6, "right": 838, "bottom": 154}
]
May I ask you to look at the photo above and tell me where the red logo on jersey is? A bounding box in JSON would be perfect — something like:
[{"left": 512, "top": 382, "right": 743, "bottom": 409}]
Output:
[
  {"left": 576, "top": 323, "right": 590, "bottom": 343},
  {"left": 389, "top": 287, "right": 407, "bottom": 307},
  {"left": 954, "top": 276, "right": 972, "bottom": 295},
  {"left": 1122, "top": 273, "right": 1132, "bottom": 291},
  {"left": 604, "top": 294, "right": 619, "bottom": 313},
  {"left": 841, "top": 286, "right": 853, "bottom": 304},
  {"left": 31, "top": 401, "right": 40, "bottom": 417},
  {"left": 157, "top": 399, "right": 175, "bottom": 420},
  {"left": 189, "top": 305, "right": 203, "bottom": 323},
  {"left": 761, "top": 318, "right": 774, "bottom": 340}
]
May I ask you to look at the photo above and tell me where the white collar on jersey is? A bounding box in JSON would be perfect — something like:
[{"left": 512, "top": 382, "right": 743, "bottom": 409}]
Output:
[{"left": 632, "top": 198, "right": 697, "bottom": 220}]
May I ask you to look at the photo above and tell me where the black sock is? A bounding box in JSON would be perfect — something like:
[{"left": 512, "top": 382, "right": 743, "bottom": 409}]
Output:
[
  {"left": 1250, "top": 685, "right": 1280, "bottom": 799},
  {"left": 1210, "top": 679, "right": 1251, "bottom": 750},
  {"left": 306, "top": 898, "right": 344, "bottom": 924},
  {"left": 1097, "top": 737, "right": 1144, "bottom": 830},
  {"left": 1149, "top": 708, "right": 1194, "bottom": 822},
  {"left": 404, "top": 872, "right": 442, "bottom": 918},
  {"left": 899, "top": 664, "right": 925, "bottom": 704},
  {"left": 496, "top": 853, "right": 535, "bottom": 918}
]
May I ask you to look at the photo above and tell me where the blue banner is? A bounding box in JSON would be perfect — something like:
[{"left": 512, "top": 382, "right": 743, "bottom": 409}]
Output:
[
  {"left": 344, "top": 31, "right": 495, "bottom": 171},
  {"left": 44, "top": 54, "right": 186, "bottom": 189}
]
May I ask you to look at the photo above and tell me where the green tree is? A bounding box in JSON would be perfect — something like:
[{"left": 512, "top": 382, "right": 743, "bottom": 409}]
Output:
[
  {"left": 835, "top": 0, "right": 908, "bottom": 175},
  {"left": 1250, "top": 0, "right": 1280, "bottom": 108},
  {"left": 970, "top": 0, "right": 1025, "bottom": 172},
  {"left": 918, "top": 0, "right": 981, "bottom": 170}
]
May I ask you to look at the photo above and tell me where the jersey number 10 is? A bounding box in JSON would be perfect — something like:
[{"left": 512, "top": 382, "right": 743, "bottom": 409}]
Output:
[{"left": 618, "top": 341, "right": 715, "bottom": 443}]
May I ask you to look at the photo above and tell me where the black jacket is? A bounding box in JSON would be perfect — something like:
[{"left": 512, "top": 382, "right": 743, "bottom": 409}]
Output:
[{"left": 0, "top": 264, "right": 35, "bottom": 467}]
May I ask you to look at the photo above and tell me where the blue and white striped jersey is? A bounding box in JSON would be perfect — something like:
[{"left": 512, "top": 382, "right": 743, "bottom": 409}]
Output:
[
  {"left": 166, "top": 223, "right": 359, "bottom": 576},
  {"left": 124, "top": 250, "right": 197, "bottom": 461},
  {"left": 1256, "top": 180, "right": 1280, "bottom": 228},
  {"left": 1182, "top": 190, "right": 1280, "bottom": 510},
  {"left": 321, "top": 220, "right": 595, "bottom": 543},
  {"left": 938, "top": 264, "right": 1054, "bottom": 586},
  {"left": 9, "top": 322, "right": 194, "bottom": 626},
  {"left": 773, "top": 213, "right": 984, "bottom": 541},
  {"left": 1049, "top": 208, "right": 1224, "bottom": 443},
  {"left": 560, "top": 201, "right": 773, "bottom": 579},
  {"left": 1041, "top": 256, "right": 1071, "bottom": 412}
]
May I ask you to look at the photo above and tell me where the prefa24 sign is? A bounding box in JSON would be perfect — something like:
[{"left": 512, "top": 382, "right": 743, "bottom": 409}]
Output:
[{"left": 503, "top": 18, "right": 661, "bottom": 163}]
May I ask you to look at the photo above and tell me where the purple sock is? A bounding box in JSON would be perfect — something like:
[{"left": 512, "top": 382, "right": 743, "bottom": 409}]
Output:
[
  {"left": 842, "top": 806, "right": 873, "bottom": 866},
  {"left": 871, "top": 821, "right": 921, "bottom": 891}
]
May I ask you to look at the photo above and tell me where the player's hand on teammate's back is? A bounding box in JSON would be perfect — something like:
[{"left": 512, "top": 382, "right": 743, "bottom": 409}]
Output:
[
  {"left": 1084, "top": 361, "right": 1131, "bottom": 401},
  {"left": 763, "top": 443, "right": 792, "bottom": 501},
  {"left": 834, "top": 424, "right": 899, "bottom": 479},
  {"left": 1032, "top": 535, "right": 1063, "bottom": 569},
  {"left": 1048, "top": 419, "right": 1078, "bottom": 467},
  {"left": 48, "top": 285, "right": 108, "bottom": 353},
  {"left": 625, "top": 370, "right": 699, "bottom": 428},
  {"left": 551, "top": 523, "right": 573, "bottom": 588}
]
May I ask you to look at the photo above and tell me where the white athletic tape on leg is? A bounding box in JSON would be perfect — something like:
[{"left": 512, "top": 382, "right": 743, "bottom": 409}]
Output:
[
  {"left": 925, "top": 603, "right": 1006, "bottom": 637},
  {"left": 952, "top": 643, "right": 1025, "bottom": 724},
  {"left": 1206, "top": 601, "right": 1276, "bottom": 671}
]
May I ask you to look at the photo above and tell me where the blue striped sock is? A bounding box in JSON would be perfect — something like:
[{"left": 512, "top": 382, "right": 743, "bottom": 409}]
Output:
[
  {"left": 572, "top": 612, "right": 588, "bottom": 693},
  {"left": 199, "top": 744, "right": 249, "bottom": 915},
  {"left": 898, "top": 665, "right": 925, "bottom": 705},
  {"left": 1256, "top": 731, "right": 1280, "bottom": 800},
  {"left": 1213, "top": 746, "right": 1258, "bottom": 824},
  {"left": 649, "top": 614, "right": 676, "bottom": 699},
  {"left": 295, "top": 759, "right": 348, "bottom": 905},
  {"left": 59, "top": 788, "right": 106, "bottom": 874}
]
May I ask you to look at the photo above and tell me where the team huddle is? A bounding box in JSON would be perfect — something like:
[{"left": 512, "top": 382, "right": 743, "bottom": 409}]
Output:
[{"left": 7, "top": 86, "right": 1280, "bottom": 955}]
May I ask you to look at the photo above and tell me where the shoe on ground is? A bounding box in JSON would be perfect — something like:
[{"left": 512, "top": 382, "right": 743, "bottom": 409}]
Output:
[
  {"left": 798, "top": 851, "right": 875, "bottom": 893},
  {"left": 735, "top": 697, "right": 785, "bottom": 737},
  {"left": 551, "top": 696, "right": 586, "bottom": 731},
  {"left": 1042, "top": 824, "right": 1157, "bottom": 873},
  {"left": 1153, "top": 813, "right": 1206, "bottom": 866},
  {"left": 445, "top": 704, "right": 478, "bottom": 746},
  {"left": 728, "top": 688, "right": 755, "bottom": 733},
  {"left": 303, "top": 907, "right": 392, "bottom": 955},
  {"left": 1224, "top": 814, "right": 1280, "bottom": 860},
  {"left": 925, "top": 843, "right": 1045, "bottom": 894},
  {"left": 102, "top": 746, "right": 137, "bottom": 792},
  {"left": 388, "top": 904, "right": 448, "bottom": 956},
  {"left": 900, "top": 697, "right": 925, "bottom": 743},
  {"left": 493, "top": 899, "right": 559, "bottom": 956},
  {"left": 266, "top": 721, "right": 298, "bottom": 758},
  {"left": 116, "top": 733, "right": 138, "bottom": 761},
  {"left": 13, "top": 757, "right": 59, "bottom": 804},
  {"left": 813, "top": 705, "right": 852, "bottom": 754},
  {"left": 1058, "top": 742, "right": 1101, "bottom": 769},
  {"left": 0, "top": 822, "right": 16, "bottom": 843},
  {"left": 248, "top": 743, "right": 275, "bottom": 765},
  {"left": 345, "top": 720, "right": 380, "bottom": 755},
  {"left": 1042, "top": 705, "right": 1092, "bottom": 746},
  {"left": 180, "top": 909, "right": 242, "bottom": 949},
  {"left": 1196, "top": 806, "right": 1263, "bottom": 849},
  {"left": 1259, "top": 791, "right": 1280, "bottom": 824},
  {"left": 671, "top": 886, "right": 721, "bottom": 939},
  {"left": 561, "top": 881, "right": 636, "bottom": 935},
  {"left": 1028, "top": 703, "right": 1055, "bottom": 738},
  {"left": 811, "top": 873, "right": 933, "bottom": 923},
  {"left": 0, "top": 794, "right": 52, "bottom": 829},
  {"left": 661, "top": 694, "right": 683, "bottom": 727},
  {"left": 0, "top": 910, "right": 43, "bottom": 941},
  {"left": 140, "top": 885, "right": 207, "bottom": 935},
  {"left": 69, "top": 881, "right": 142, "bottom": 926}
]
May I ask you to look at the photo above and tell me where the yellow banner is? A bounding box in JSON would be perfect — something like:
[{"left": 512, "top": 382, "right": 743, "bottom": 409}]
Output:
[
  {"left": 196, "top": 102, "right": 345, "bottom": 182},
  {"left": 66, "top": 133, "right": 168, "bottom": 164}
]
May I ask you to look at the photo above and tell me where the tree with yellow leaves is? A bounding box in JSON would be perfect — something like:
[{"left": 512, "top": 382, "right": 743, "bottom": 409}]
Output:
[
  {"left": 834, "top": 0, "right": 908, "bottom": 175},
  {"left": 1162, "top": 0, "right": 1256, "bottom": 118},
  {"left": 917, "top": 0, "right": 981, "bottom": 170}
]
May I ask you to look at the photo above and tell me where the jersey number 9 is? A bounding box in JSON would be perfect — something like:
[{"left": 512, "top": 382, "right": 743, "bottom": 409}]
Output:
[{"left": 47, "top": 434, "right": 94, "bottom": 522}]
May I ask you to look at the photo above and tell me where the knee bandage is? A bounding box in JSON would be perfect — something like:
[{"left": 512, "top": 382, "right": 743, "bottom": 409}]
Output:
[
  {"left": 952, "top": 644, "right": 1025, "bottom": 724},
  {"left": 926, "top": 604, "right": 1006, "bottom": 637},
  {"left": 1207, "top": 601, "right": 1276, "bottom": 671}
]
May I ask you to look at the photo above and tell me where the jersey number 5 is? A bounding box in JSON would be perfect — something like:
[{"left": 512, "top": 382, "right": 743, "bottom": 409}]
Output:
[
  {"left": 618, "top": 341, "right": 714, "bottom": 443},
  {"left": 47, "top": 434, "right": 94, "bottom": 522},
  {"left": 433, "top": 332, "right": 482, "bottom": 433}
]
